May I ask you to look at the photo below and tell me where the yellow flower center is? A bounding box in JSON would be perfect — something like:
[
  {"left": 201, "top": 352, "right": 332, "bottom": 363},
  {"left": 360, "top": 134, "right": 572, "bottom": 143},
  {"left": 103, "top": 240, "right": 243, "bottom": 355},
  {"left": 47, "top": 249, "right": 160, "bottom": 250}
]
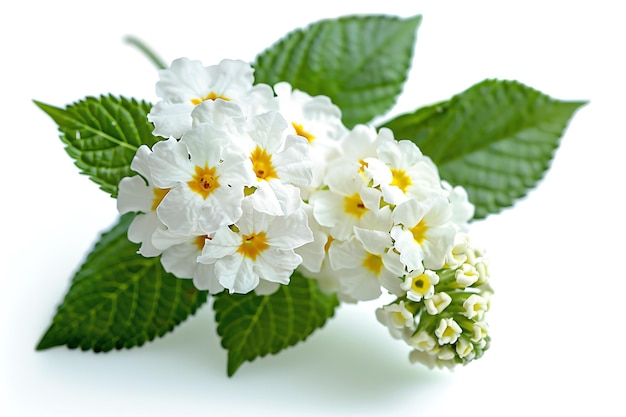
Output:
[
  {"left": 410, "top": 273, "right": 432, "bottom": 296},
  {"left": 250, "top": 146, "right": 279, "bottom": 181},
  {"left": 191, "top": 92, "right": 230, "bottom": 105},
  {"left": 324, "top": 235, "right": 334, "bottom": 253},
  {"left": 390, "top": 168, "right": 412, "bottom": 193},
  {"left": 187, "top": 164, "right": 220, "bottom": 199},
  {"left": 442, "top": 326, "right": 456, "bottom": 339},
  {"left": 410, "top": 219, "right": 428, "bottom": 244},
  {"left": 363, "top": 253, "right": 384, "bottom": 275},
  {"left": 344, "top": 193, "right": 368, "bottom": 219},
  {"left": 237, "top": 231, "right": 270, "bottom": 260},
  {"left": 291, "top": 122, "right": 315, "bottom": 144},
  {"left": 151, "top": 187, "right": 170, "bottom": 211},
  {"left": 391, "top": 311, "right": 407, "bottom": 327},
  {"left": 193, "top": 235, "right": 209, "bottom": 251}
]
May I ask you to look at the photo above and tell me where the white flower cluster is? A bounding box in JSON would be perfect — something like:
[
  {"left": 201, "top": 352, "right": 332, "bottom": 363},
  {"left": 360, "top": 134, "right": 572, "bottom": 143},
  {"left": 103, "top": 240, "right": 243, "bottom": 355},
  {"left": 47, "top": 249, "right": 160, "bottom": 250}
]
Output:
[
  {"left": 376, "top": 234, "right": 493, "bottom": 369},
  {"left": 116, "top": 57, "right": 492, "bottom": 367}
]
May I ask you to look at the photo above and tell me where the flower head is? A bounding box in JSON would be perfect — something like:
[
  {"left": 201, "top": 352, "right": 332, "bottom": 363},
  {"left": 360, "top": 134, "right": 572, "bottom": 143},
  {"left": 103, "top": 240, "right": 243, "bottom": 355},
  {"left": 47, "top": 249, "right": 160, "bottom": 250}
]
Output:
[
  {"left": 198, "top": 200, "right": 313, "bottom": 294},
  {"left": 148, "top": 58, "right": 275, "bottom": 138}
]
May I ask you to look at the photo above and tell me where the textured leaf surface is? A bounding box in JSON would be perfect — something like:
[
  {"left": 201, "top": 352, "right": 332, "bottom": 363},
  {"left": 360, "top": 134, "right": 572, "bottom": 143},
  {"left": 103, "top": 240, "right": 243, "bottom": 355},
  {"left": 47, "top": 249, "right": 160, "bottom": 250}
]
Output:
[
  {"left": 381, "top": 79, "right": 586, "bottom": 218},
  {"left": 36, "top": 213, "right": 208, "bottom": 352},
  {"left": 34, "top": 95, "right": 156, "bottom": 197},
  {"left": 214, "top": 271, "right": 339, "bottom": 376},
  {"left": 253, "top": 14, "right": 422, "bottom": 128}
]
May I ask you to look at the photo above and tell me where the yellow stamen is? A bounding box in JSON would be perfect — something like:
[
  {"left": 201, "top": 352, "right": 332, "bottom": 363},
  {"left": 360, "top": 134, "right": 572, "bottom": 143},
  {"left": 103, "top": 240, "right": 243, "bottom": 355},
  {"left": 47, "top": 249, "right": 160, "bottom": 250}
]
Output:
[
  {"left": 344, "top": 193, "right": 368, "bottom": 219},
  {"left": 363, "top": 253, "right": 384, "bottom": 275},
  {"left": 187, "top": 164, "right": 220, "bottom": 200},
  {"left": 250, "top": 146, "right": 279, "bottom": 181},
  {"left": 358, "top": 159, "right": 369, "bottom": 175},
  {"left": 191, "top": 92, "right": 230, "bottom": 105},
  {"left": 291, "top": 122, "right": 315, "bottom": 144},
  {"left": 410, "top": 220, "right": 428, "bottom": 244},
  {"left": 151, "top": 187, "right": 170, "bottom": 211},
  {"left": 390, "top": 168, "right": 412, "bottom": 193},
  {"left": 237, "top": 231, "right": 270, "bottom": 260}
]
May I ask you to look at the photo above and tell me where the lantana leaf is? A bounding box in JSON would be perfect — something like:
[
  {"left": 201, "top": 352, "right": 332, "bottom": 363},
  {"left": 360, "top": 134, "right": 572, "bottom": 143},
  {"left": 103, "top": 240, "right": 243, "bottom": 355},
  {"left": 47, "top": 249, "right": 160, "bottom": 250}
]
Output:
[
  {"left": 253, "top": 14, "right": 422, "bottom": 128},
  {"left": 213, "top": 271, "right": 339, "bottom": 376},
  {"left": 381, "top": 79, "right": 586, "bottom": 219},
  {"left": 36, "top": 213, "right": 208, "bottom": 352},
  {"left": 34, "top": 95, "right": 156, "bottom": 198}
]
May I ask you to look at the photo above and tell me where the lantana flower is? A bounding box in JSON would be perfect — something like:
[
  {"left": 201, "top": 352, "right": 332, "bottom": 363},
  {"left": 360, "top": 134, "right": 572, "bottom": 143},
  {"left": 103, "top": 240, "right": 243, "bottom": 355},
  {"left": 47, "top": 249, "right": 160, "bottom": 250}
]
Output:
[
  {"left": 146, "top": 127, "right": 254, "bottom": 235},
  {"left": 198, "top": 200, "right": 313, "bottom": 294},
  {"left": 391, "top": 197, "right": 456, "bottom": 271},
  {"left": 148, "top": 58, "right": 276, "bottom": 138}
]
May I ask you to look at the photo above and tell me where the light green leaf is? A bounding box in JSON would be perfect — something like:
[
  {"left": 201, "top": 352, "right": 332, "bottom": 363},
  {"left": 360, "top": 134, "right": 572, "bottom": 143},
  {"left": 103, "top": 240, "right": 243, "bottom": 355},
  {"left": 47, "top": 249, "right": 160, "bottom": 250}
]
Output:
[
  {"left": 36, "top": 213, "right": 208, "bottom": 352},
  {"left": 381, "top": 79, "right": 586, "bottom": 218},
  {"left": 34, "top": 95, "right": 156, "bottom": 198},
  {"left": 253, "top": 14, "right": 422, "bottom": 128},
  {"left": 213, "top": 271, "right": 339, "bottom": 376}
]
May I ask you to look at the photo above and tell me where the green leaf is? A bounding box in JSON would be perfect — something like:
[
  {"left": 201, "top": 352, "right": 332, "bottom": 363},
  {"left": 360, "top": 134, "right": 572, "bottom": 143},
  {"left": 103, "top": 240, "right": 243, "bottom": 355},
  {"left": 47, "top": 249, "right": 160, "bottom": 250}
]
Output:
[
  {"left": 213, "top": 271, "right": 339, "bottom": 376},
  {"left": 36, "top": 213, "right": 208, "bottom": 352},
  {"left": 253, "top": 14, "right": 422, "bottom": 128},
  {"left": 34, "top": 95, "right": 156, "bottom": 198},
  {"left": 381, "top": 79, "right": 586, "bottom": 219}
]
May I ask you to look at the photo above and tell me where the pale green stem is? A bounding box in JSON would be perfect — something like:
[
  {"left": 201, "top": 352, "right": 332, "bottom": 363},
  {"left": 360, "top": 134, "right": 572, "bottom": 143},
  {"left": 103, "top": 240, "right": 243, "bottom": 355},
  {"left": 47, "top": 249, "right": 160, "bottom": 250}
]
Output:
[{"left": 124, "top": 35, "right": 167, "bottom": 70}]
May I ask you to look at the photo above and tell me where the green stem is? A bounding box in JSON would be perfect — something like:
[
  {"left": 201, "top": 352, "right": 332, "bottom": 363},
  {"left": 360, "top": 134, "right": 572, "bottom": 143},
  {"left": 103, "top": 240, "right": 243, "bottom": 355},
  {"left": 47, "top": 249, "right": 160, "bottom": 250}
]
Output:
[{"left": 124, "top": 35, "right": 167, "bottom": 70}]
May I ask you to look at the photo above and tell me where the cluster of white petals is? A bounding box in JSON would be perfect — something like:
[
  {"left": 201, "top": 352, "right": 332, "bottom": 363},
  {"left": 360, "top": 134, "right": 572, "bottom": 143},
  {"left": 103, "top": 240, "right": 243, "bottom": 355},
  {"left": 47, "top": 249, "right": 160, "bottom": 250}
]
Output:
[{"left": 117, "top": 57, "right": 492, "bottom": 368}]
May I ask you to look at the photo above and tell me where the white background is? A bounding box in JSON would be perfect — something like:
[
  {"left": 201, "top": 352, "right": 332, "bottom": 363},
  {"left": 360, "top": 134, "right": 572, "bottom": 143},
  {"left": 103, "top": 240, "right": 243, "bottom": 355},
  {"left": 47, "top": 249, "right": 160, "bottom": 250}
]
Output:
[{"left": 2, "top": 1, "right": 625, "bottom": 416}]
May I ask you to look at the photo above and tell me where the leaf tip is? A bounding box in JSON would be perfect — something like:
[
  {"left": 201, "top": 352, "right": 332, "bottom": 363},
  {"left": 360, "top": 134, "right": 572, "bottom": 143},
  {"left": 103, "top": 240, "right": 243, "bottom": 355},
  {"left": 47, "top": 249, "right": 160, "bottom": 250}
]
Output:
[{"left": 227, "top": 355, "right": 243, "bottom": 377}]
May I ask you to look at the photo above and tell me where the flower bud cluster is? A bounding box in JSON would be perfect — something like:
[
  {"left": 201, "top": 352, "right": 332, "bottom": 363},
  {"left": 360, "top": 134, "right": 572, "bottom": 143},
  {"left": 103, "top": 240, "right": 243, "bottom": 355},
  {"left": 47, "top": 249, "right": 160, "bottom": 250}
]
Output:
[{"left": 376, "top": 235, "right": 493, "bottom": 369}]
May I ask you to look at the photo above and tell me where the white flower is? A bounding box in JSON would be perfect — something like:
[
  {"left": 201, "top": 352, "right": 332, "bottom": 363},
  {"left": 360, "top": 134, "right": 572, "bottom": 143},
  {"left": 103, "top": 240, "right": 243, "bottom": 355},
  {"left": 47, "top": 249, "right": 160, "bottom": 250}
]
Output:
[
  {"left": 455, "top": 263, "right": 480, "bottom": 287},
  {"left": 309, "top": 164, "right": 390, "bottom": 241},
  {"left": 424, "top": 292, "right": 453, "bottom": 315},
  {"left": 158, "top": 234, "right": 224, "bottom": 294},
  {"left": 117, "top": 145, "right": 169, "bottom": 257},
  {"left": 444, "top": 233, "right": 471, "bottom": 269},
  {"left": 441, "top": 180, "right": 474, "bottom": 231},
  {"left": 243, "top": 112, "right": 314, "bottom": 216},
  {"left": 455, "top": 337, "right": 474, "bottom": 359},
  {"left": 435, "top": 317, "right": 463, "bottom": 345},
  {"left": 462, "top": 294, "right": 488, "bottom": 319},
  {"left": 471, "top": 321, "right": 489, "bottom": 343},
  {"left": 146, "top": 126, "right": 254, "bottom": 235},
  {"left": 437, "top": 345, "right": 456, "bottom": 361},
  {"left": 391, "top": 197, "right": 456, "bottom": 271},
  {"left": 198, "top": 200, "right": 313, "bottom": 294},
  {"left": 364, "top": 136, "right": 442, "bottom": 205},
  {"left": 408, "top": 331, "right": 437, "bottom": 352},
  {"left": 148, "top": 58, "right": 275, "bottom": 138},
  {"left": 401, "top": 269, "right": 439, "bottom": 302},
  {"left": 375, "top": 301, "right": 415, "bottom": 339},
  {"left": 328, "top": 227, "right": 403, "bottom": 301},
  {"left": 273, "top": 82, "right": 347, "bottom": 191}
]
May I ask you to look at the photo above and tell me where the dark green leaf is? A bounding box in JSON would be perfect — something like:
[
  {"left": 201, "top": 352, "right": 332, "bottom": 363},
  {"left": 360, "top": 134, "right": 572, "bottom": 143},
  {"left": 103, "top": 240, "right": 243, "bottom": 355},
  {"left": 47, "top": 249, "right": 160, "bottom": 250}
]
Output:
[
  {"left": 36, "top": 213, "right": 208, "bottom": 352},
  {"left": 253, "top": 14, "right": 422, "bottom": 128},
  {"left": 34, "top": 95, "right": 156, "bottom": 198},
  {"left": 214, "top": 271, "right": 339, "bottom": 376},
  {"left": 381, "top": 79, "right": 586, "bottom": 218}
]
